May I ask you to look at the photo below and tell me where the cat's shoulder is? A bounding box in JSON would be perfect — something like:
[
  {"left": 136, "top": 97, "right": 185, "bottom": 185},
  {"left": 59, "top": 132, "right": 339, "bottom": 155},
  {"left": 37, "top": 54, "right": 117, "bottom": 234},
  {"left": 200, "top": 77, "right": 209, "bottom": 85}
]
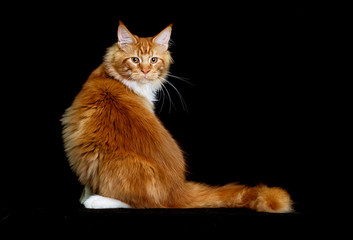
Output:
[{"left": 81, "top": 66, "right": 126, "bottom": 95}]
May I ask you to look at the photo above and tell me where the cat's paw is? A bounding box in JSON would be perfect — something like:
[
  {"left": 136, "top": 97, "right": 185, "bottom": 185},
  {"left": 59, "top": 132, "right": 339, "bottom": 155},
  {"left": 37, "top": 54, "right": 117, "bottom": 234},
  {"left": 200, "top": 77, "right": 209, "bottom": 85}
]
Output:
[{"left": 83, "top": 195, "right": 131, "bottom": 209}]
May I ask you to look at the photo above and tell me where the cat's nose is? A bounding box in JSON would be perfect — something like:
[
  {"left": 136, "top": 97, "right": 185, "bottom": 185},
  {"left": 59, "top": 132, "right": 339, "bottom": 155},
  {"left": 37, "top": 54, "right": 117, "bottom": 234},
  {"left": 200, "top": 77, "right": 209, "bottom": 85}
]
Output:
[{"left": 141, "top": 69, "right": 150, "bottom": 74}]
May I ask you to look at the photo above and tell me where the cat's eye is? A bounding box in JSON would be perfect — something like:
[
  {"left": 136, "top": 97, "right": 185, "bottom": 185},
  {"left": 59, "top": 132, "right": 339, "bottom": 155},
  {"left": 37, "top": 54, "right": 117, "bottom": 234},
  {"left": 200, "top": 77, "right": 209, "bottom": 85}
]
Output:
[
  {"left": 131, "top": 57, "right": 140, "bottom": 64},
  {"left": 150, "top": 57, "right": 158, "bottom": 64}
]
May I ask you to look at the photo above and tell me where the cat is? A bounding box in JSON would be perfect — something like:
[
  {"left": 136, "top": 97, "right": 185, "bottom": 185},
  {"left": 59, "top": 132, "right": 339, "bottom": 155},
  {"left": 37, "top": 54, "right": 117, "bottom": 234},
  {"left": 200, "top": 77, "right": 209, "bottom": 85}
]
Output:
[{"left": 62, "top": 21, "right": 293, "bottom": 212}]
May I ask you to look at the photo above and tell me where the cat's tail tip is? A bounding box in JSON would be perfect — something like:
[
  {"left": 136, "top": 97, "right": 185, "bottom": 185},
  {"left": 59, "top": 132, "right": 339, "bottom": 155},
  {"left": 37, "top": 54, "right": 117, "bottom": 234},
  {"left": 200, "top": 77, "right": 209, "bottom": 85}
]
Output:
[{"left": 251, "top": 185, "right": 294, "bottom": 213}]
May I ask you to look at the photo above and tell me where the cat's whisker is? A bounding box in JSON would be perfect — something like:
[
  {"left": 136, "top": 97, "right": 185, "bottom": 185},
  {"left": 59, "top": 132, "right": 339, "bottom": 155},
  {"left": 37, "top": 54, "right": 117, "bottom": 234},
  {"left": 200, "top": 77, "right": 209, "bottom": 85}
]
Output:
[
  {"left": 155, "top": 79, "right": 166, "bottom": 113},
  {"left": 156, "top": 77, "right": 175, "bottom": 113},
  {"left": 160, "top": 81, "right": 175, "bottom": 113},
  {"left": 159, "top": 90, "right": 166, "bottom": 113},
  {"left": 166, "top": 73, "right": 194, "bottom": 86},
  {"left": 160, "top": 77, "right": 188, "bottom": 112},
  {"left": 166, "top": 81, "right": 188, "bottom": 112}
]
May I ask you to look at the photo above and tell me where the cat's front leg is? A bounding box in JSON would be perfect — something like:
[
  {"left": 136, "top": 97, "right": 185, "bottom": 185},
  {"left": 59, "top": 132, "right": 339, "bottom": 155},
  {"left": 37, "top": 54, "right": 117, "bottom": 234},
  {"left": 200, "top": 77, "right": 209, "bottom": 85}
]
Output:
[{"left": 80, "top": 186, "right": 131, "bottom": 209}]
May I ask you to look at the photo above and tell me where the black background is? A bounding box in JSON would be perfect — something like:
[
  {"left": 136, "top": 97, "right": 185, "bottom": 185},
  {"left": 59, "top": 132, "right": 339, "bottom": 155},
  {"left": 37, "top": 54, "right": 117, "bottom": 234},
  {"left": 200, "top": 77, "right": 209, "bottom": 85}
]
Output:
[{"left": 2, "top": 2, "right": 341, "bottom": 219}]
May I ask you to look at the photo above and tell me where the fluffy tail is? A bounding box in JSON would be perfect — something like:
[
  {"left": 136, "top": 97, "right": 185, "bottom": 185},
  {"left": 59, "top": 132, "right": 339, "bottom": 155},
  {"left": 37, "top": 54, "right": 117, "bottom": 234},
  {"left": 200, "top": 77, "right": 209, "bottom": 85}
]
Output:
[{"left": 174, "top": 182, "right": 293, "bottom": 213}]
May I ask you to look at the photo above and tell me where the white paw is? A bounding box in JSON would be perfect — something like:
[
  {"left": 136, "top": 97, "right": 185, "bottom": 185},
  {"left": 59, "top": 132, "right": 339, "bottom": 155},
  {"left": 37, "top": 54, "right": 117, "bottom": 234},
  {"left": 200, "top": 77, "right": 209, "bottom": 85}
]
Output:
[{"left": 83, "top": 195, "right": 131, "bottom": 209}]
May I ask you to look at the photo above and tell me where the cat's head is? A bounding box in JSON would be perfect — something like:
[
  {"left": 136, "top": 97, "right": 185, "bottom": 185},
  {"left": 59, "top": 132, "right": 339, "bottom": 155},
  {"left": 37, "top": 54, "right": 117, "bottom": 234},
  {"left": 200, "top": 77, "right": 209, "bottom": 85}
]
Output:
[{"left": 104, "top": 22, "right": 173, "bottom": 97}]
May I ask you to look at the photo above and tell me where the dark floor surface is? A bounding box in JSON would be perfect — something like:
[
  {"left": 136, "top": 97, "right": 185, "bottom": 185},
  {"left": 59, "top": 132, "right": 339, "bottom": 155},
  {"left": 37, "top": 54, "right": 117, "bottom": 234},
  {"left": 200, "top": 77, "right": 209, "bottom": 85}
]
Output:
[{"left": 1, "top": 206, "right": 316, "bottom": 238}]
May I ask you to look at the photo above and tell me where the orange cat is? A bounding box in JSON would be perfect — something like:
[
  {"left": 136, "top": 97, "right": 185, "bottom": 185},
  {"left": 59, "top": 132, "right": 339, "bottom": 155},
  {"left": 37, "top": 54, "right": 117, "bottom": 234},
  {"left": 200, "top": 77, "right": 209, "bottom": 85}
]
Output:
[{"left": 62, "top": 21, "right": 293, "bottom": 212}]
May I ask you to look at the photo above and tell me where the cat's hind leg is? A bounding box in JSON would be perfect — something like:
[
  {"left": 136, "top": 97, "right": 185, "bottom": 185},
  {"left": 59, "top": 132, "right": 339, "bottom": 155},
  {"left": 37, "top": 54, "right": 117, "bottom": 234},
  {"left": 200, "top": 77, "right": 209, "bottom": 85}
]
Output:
[{"left": 80, "top": 186, "right": 131, "bottom": 209}]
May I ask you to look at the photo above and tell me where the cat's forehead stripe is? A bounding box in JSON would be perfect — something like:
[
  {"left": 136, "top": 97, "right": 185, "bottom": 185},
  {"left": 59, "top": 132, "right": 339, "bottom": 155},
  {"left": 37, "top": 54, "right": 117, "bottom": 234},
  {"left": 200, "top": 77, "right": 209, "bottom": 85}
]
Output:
[{"left": 136, "top": 39, "right": 153, "bottom": 55}]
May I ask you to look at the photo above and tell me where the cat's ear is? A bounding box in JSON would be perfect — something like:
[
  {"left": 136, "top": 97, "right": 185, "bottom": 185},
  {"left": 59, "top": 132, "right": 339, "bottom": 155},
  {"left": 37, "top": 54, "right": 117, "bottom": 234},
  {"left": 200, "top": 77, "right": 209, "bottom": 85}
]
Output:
[
  {"left": 117, "top": 21, "right": 137, "bottom": 48},
  {"left": 152, "top": 24, "right": 173, "bottom": 51}
]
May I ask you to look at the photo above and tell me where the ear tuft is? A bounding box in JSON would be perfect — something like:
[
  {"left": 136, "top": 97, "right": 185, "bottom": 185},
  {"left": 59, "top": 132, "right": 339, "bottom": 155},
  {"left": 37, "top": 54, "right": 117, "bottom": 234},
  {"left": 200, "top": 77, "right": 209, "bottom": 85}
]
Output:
[
  {"left": 117, "top": 21, "right": 136, "bottom": 47},
  {"left": 152, "top": 24, "right": 172, "bottom": 51}
]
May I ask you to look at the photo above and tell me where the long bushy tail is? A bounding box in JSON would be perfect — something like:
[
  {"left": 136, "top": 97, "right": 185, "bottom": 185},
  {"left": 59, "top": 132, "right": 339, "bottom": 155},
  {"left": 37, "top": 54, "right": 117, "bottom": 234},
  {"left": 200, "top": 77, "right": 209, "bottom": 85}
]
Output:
[{"left": 175, "top": 182, "right": 293, "bottom": 213}]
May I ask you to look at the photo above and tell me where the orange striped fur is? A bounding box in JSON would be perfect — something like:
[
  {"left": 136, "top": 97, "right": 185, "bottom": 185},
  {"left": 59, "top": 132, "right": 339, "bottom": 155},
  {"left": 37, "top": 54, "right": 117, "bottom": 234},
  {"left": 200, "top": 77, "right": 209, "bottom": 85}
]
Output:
[{"left": 62, "top": 22, "right": 293, "bottom": 212}]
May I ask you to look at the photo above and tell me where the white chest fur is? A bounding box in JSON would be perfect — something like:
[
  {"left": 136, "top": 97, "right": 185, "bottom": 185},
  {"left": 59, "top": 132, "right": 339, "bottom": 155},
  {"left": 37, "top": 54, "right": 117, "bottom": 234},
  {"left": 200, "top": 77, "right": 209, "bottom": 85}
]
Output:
[{"left": 121, "top": 79, "right": 158, "bottom": 103}]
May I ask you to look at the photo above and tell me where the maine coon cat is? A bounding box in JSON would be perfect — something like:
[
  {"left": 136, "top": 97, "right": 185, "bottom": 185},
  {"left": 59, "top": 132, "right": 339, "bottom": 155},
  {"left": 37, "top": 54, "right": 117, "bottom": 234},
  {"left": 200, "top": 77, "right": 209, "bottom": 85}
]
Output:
[{"left": 62, "top": 21, "right": 293, "bottom": 212}]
